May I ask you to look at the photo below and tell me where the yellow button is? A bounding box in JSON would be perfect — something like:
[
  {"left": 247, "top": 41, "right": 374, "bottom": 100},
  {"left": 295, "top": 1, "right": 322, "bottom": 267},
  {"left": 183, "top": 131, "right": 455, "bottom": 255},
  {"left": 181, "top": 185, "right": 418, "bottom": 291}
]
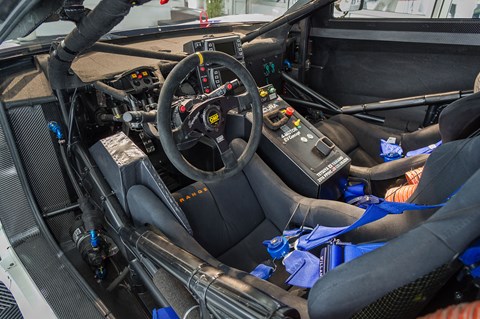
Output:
[
  {"left": 131, "top": 73, "right": 137, "bottom": 79},
  {"left": 142, "top": 71, "right": 148, "bottom": 76},
  {"left": 259, "top": 90, "right": 268, "bottom": 98},
  {"left": 293, "top": 119, "right": 301, "bottom": 127}
]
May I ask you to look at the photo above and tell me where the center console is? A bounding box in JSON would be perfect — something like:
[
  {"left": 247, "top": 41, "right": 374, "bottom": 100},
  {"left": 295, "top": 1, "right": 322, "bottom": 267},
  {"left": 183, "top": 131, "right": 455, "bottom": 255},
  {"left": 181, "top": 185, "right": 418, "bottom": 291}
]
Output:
[{"left": 247, "top": 85, "right": 351, "bottom": 199}]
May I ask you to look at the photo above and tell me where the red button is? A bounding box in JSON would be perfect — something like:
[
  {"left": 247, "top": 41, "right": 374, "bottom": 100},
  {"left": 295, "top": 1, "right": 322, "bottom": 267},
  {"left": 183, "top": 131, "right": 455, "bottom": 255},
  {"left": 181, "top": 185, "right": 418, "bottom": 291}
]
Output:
[
  {"left": 226, "top": 83, "right": 233, "bottom": 90},
  {"left": 138, "top": 74, "right": 143, "bottom": 79},
  {"left": 285, "top": 107, "right": 295, "bottom": 116},
  {"left": 202, "top": 77, "right": 208, "bottom": 83},
  {"left": 205, "top": 88, "right": 210, "bottom": 93},
  {"left": 200, "top": 66, "right": 206, "bottom": 72},
  {"left": 179, "top": 105, "right": 186, "bottom": 113}
]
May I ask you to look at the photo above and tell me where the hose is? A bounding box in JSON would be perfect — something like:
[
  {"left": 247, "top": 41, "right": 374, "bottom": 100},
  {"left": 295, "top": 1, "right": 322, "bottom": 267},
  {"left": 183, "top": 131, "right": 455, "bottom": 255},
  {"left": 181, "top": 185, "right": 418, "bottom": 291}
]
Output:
[
  {"left": 419, "top": 300, "right": 480, "bottom": 319},
  {"left": 106, "top": 267, "right": 130, "bottom": 292}
]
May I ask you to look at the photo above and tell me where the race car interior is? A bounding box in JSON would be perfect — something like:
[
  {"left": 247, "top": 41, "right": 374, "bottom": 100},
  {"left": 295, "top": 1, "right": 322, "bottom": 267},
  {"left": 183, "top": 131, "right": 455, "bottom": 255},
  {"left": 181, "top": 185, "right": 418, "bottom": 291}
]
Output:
[{"left": 1, "top": 0, "right": 480, "bottom": 318}]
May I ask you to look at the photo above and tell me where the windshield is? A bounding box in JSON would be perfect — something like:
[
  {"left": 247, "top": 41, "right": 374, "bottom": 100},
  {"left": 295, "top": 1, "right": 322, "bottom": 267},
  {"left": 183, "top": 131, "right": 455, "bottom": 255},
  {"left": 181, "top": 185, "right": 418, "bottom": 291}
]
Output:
[{"left": 2, "top": 0, "right": 298, "bottom": 47}]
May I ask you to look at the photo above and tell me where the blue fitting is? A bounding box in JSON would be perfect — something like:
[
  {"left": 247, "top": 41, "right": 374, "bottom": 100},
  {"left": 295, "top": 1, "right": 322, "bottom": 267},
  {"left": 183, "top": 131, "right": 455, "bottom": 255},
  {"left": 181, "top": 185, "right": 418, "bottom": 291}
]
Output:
[
  {"left": 266, "top": 236, "right": 290, "bottom": 259},
  {"left": 283, "top": 59, "right": 292, "bottom": 70},
  {"left": 48, "top": 121, "right": 64, "bottom": 140},
  {"left": 90, "top": 230, "right": 99, "bottom": 248}
]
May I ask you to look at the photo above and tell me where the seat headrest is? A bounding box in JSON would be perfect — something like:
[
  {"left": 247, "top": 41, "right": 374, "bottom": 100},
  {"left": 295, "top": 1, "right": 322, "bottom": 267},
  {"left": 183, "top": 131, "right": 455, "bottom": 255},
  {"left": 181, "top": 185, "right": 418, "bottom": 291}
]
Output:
[{"left": 439, "top": 92, "right": 480, "bottom": 143}]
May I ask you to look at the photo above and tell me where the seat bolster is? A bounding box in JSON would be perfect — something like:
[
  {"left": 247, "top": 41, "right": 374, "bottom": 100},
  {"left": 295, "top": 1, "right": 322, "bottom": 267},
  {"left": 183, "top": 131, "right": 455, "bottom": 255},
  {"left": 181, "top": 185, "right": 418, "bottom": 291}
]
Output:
[
  {"left": 127, "top": 184, "right": 216, "bottom": 264},
  {"left": 349, "top": 155, "right": 429, "bottom": 182},
  {"left": 329, "top": 114, "right": 401, "bottom": 163},
  {"left": 315, "top": 117, "right": 359, "bottom": 154}
]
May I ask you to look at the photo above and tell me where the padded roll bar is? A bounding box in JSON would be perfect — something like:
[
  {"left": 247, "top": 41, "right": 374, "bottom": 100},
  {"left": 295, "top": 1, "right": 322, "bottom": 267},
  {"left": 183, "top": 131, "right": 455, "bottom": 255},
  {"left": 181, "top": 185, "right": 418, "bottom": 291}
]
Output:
[{"left": 120, "top": 228, "right": 301, "bottom": 319}]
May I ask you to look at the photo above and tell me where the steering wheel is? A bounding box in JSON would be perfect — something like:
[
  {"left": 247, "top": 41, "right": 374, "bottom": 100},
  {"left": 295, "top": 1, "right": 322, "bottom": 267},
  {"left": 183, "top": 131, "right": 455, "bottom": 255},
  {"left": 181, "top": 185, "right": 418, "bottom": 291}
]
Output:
[{"left": 157, "top": 51, "right": 263, "bottom": 183}]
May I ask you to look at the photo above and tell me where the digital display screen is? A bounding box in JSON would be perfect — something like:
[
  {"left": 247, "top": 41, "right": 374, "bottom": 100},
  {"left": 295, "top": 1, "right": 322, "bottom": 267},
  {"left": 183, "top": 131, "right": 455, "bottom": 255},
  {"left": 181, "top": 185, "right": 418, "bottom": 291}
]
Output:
[
  {"left": 219, "top": 68, "right": 246, "bottom": 94},
  {"left": 214, "top": 41, "right": 236, "bottom": 56}
]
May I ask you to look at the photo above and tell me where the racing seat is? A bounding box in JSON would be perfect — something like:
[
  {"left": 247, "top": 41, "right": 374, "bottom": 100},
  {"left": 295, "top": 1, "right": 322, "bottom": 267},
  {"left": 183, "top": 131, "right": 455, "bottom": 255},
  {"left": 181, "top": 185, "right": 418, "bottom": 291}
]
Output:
[
  {"left": 315, "top": 91, "right": 480, "bottom": 190},
  {"left": 127, "top": 135, "right": 480, "bottom": 318}
]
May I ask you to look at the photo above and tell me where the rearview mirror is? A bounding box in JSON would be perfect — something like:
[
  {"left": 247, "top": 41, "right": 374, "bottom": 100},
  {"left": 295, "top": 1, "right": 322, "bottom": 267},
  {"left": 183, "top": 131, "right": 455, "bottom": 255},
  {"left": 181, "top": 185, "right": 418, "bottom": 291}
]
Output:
[{"left": 335, "top": 0, "right": 364, "bottom": 12}]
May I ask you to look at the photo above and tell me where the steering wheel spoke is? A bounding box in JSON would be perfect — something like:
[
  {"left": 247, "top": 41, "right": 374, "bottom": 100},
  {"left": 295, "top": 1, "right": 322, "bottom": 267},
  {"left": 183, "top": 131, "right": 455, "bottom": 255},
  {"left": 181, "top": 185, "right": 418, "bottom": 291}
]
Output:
[
  {"left": 220, "top": 146, "right": 238, "bottom": 170},
  {"left": 173, "top": 126, "right": 204, "bottom": 150}
]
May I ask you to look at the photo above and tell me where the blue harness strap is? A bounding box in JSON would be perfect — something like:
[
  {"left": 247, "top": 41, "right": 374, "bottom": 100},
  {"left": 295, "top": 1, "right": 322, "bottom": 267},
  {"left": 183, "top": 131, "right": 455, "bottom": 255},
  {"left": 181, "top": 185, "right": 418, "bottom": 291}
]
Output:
[
  {"left": 250, "top": 264, "right": 274, "bottom": 280},
  {"left": 296, "top": 199, "right": 443, "bottom": 251},
  {"left": 283, "top": 241, "right": 385, "bottom": 288},
  {"left": 344, "top": 183, "right": 366, "bottom": 203},
  {"left": 380, "top": 138, "right": 403, "bottom": 162},
  {"left": 406, "top": 141, "right": 442, "bottom": 157},
  {"left": 284, "top": 250, "right": 320, "bottom": 288},
  {"left": 252, "top": 189, "right": 460, "bottom": 284},
  {"left": 459, "top": 239, "right": 480, "bottom": 279}
]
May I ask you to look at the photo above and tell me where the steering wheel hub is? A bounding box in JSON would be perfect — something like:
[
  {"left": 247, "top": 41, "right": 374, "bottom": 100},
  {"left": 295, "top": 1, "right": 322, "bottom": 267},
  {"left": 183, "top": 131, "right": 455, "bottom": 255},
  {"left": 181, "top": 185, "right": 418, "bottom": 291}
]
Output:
[{"left": 202, "top": 104, "right": 222, "bottom": 131}]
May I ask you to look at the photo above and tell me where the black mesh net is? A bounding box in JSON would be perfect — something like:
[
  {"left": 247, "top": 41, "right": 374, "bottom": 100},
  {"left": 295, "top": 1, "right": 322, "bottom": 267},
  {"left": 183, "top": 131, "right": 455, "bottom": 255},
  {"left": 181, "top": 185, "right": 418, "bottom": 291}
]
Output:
[{"left": 352, "top": 263, "right": 457, "bottom": 319}]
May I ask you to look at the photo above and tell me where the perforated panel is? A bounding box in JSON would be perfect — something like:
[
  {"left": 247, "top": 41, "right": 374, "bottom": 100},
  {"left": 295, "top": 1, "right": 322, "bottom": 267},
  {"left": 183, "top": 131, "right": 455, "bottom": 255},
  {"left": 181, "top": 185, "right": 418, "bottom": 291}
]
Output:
[
  {"left": 8, "top": 103, "right": 76, "bottom": 244},
  {"left": 0, "top": 107, "right": 105, "bottom": 319}
]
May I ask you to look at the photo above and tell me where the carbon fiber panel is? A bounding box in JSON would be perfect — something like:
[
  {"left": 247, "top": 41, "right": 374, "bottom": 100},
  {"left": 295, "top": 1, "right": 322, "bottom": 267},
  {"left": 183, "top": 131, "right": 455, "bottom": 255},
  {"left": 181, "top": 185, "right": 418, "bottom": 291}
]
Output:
[
  {"left": 0, "top": 281, "right": 23, "bottom": 319},
  {"left": 15, "top": 235, "right": 104, "bottom": 319},
  {"left": 8, "top": 103, "right": 76, "bottom": 244},
  {"left": 0, "top": 124, "right": 37, "bottom": 241},
  {"left": 0, "top": 116, "right": 105, "bottom": 318},
  {"left": 8, "top": 104, "right": 72, "bottom": 212}
]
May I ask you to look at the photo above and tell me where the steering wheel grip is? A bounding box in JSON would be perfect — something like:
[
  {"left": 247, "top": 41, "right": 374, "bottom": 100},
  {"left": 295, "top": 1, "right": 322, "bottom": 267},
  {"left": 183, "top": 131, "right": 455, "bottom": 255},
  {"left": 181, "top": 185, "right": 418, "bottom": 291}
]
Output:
[{"left": 157, "top": 51, "right": 263, "bottom": 183}]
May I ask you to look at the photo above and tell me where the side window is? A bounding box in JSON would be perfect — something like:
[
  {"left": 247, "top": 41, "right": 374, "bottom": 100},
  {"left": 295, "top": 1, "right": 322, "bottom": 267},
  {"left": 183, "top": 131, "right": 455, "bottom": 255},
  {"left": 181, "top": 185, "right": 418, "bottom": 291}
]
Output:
[
  {"left": 446, "top": 0, "right": 480, "bottom": 18},
  {"left": 333, "top": 0, "right": 480, "bottom": 19}
]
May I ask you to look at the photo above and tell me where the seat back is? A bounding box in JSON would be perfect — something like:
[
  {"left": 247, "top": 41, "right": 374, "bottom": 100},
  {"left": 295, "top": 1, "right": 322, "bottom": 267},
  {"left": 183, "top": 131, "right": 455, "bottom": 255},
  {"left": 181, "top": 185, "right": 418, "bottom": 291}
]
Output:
[
  {"left": 439, "top": 91, "right": 480, "bottom": 143},
  {"left": 308, "top": 137, "right": 480, "bottom": 319}
]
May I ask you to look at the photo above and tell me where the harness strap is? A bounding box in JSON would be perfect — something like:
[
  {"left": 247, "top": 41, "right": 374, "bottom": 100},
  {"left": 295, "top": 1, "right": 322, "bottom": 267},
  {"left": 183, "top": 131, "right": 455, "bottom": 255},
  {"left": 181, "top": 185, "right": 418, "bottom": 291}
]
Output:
[
  {"left": 250, "top": 264, "right": 274, "bottom": 280},
  {"left": 283, "top": 242, "right": 385, "bottom": 288},
  {"left": 296, "top": 199, "right": 443, "bottom": 251}
]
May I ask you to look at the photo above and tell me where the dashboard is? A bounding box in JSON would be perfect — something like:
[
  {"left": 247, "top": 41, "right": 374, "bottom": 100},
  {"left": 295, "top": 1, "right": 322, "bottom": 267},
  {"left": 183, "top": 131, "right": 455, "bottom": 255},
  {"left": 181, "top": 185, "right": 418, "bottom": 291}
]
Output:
[
  {"left": 85, "top": 34, "right": 349, "bottom": 199},
  {"left": 1, "top": 30, "right": 349, "bottom": 200}
]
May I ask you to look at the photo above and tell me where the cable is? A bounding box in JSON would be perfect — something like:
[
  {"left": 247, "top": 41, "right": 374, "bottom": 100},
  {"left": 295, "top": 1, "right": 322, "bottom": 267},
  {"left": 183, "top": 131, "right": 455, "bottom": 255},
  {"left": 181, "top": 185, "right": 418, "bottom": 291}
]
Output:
[
  {"left": 106, "top": 267, "right": 130, "bottom": 292},
  {"left": 282, "top": 202, "right": 300, "bottom": 233},
  {"left": 182, "top": 305, "right": 200, "bottom": 319},
  {"left": 67, "top": 88, "right": 78, "bottom": 151}
]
